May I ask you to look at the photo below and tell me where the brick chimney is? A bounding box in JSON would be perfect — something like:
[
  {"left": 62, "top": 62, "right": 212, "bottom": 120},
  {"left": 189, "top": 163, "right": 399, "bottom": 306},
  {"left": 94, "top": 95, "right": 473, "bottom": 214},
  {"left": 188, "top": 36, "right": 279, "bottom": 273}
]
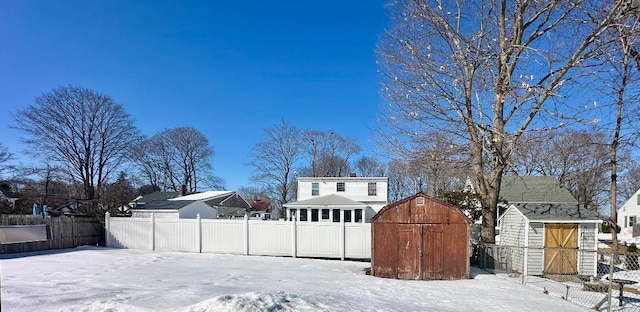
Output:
[
  {"left": 178, "top": 185, "right": 186, "bottom": 197},
  {"left": 350, "top": 172, "right": 357, "bottom": 177}
]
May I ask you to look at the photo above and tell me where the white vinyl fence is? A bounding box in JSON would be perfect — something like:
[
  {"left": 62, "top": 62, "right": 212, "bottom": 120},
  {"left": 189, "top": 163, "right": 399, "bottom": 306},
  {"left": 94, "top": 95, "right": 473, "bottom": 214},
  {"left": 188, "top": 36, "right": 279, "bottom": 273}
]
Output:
[{"left": 105, "top": 213, "right": 371, "bottom": 260}]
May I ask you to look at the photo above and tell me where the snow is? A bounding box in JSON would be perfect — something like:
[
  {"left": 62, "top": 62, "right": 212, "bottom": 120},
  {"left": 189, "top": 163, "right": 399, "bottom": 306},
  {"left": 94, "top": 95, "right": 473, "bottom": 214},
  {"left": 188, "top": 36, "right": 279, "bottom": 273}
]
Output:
[
  {"left": 1, "top": 247, "right": 590, "bottom": 311},
  {"left": 168, "top": 191, "right": 232, "bottom": 201}
]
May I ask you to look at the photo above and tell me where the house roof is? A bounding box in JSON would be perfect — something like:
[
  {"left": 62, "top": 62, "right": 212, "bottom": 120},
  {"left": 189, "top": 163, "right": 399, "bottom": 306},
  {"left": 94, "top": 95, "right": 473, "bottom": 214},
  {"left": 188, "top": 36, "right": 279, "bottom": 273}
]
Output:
[
  {"left": 132, "top": 200, "right": 196, "bottom": 210},
  {"left": 511, "top": 202, "right": 601, "bottom": 222},
  {"left": 284, "top": 194, "right": 368, "bottom": 208},
  {"left": 500, "top": 176, "right": 576, "bottom": 204},
  {"left": 135, "top": 191, "right": 178, "bottom": 203},
  {"left": 169, "top": 190, "right": 232, "bottom": 201},
  {"left": 217, "top": 207, "right": 251, "bottom": 218},
  {"left": 247, "top": 199, "right": 272, "bottom": 212}
]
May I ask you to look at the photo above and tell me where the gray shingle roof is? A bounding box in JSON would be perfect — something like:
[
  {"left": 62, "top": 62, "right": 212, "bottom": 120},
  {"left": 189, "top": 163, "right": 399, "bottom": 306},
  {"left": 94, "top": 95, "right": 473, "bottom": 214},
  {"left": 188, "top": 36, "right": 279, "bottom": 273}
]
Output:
[
  {"left": 500, "top": 176, "right": 576, "bottom": 204},
  {"left": 135, "top": 192, "right": 178, "bottom": 203},
  {"left": 284, "top": 194, "right": 368, "bottom": 207},
  {"left": 133, "top": 200, "right": 195, "bottom": 210},
  {"left": 513, "top": 202, "right": 600, "bottom": 221}
]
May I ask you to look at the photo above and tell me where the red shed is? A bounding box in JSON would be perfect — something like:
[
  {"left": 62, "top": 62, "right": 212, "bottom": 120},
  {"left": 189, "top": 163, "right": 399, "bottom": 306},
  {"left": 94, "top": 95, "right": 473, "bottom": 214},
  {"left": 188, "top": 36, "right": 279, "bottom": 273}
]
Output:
[{"left": 371, "top": 193, "right": 471, "bottom": 280}]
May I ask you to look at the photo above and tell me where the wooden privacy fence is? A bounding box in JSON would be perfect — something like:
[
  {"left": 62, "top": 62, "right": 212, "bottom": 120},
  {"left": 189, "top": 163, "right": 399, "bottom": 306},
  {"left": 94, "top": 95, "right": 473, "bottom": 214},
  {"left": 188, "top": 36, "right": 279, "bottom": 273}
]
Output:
[
  {"left": 105, "top": 213, "right": 371, "bottom": 260},
  {"left": 0, "top": 215, "right": 105, "bottom": 254}
]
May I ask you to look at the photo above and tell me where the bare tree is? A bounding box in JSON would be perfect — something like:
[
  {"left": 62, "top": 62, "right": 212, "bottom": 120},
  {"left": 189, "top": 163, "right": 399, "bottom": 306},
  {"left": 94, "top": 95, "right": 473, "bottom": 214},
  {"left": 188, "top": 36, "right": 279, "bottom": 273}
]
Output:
[
  {"left": 378, "top": 0, "right": 635, "bottom": 242},
  {"left": 131, "top": 127, "right": 219, "bottom": 193},
  {"left": 13, "top": 85, "right": 139, "bottom": 205},
  {"left": 301, "top": 130, "right": 360, "bottom": 177},
  {"left": 0, "top": 143, "right": 12, "bottom": 176},
  {"left": 248, "top": 120, "right": 302, "bottom": 218},
  {"left": 353, "top": 156, "right": 386, "bottom": 177},
  {"left": 593, "top": 16, "right": 640, "bottom": 256},
  {"left": 510, "top": 130, "right": 611, "bottom": 210}
]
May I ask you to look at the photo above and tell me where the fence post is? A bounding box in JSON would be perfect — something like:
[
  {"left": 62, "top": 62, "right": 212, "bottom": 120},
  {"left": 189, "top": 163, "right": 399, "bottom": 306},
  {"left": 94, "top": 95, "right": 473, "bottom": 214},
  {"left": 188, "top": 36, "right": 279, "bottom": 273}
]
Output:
[
  {"left": 105, "top": 212, "right": 111, "bottom": 247},
  {"left": 244, "top": 214, "right": 249, "bottom": 256},
  {"left": 196, "top": 213, "right": 201, "bottom": 253},
  {"left": 607, "top": 251, "right": 614, "bottom": 311},
  {"left": 340, "top": 216, "right": 345, "bottom": 261},
  {"left": 151, "top": 213, "right": 155, "bottom": 251},
  {"left": 291, "top": 215, "right": 297, "bottom": 258}
]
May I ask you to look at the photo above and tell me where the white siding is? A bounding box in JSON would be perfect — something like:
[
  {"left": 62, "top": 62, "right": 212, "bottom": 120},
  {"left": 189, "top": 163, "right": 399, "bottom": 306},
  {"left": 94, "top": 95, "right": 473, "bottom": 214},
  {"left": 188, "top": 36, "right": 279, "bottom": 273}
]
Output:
[
  {"left": 178, "top": 202, "right": 217, "bottom": 219},
  {"left": 498, "top": 208, "right": 526, "bottom": 273},
  {"left": 527, "top": 223, "right": 544, "bottom": 275},
  {"left": 579, "top": 223, "right": 598, "bottom": 276},
  {"left": 618, "top": 188, "right": 640, "bottom": 234},
  {"left": 297, "top": 177, "right": 388, "bottom": 212}
]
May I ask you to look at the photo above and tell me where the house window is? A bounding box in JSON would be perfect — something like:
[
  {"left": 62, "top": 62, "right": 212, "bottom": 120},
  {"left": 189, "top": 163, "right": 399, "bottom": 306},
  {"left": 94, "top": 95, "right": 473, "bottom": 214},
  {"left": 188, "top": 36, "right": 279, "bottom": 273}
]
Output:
[
  {"left": 344, "top": 210, "right": 352, "bottom": 222},
  {"left": 312, "top": 182, "right": 319, "bottom": 196},
  {"left": 368, "top": 182, "right": 377, "bottom": 196},
  {"left": 336, "top": 182, "right": 345, "bottom": 192},
  {"left": 311, "top": 209, "right": 319, "bottom": 221},
  {"left": 416, "top": 197, "right": 425, "bottom": 206},
  {"left": 355, "top": 209, "right": 363, "bottom": 222},
  {"left": 333, "top": 209, "right": 341, "bottom": 222},
  {"left": 637, "top": 194, "right": 640, "bottom": 205},
  {"left": 630, "top": 216, "right": 637, "bottom": 227},
  {"left": 321, "top": 209, "right": 330, "bottom": 221},
  {"left": 299, "top": 209, "right": 308, "bottom": 221}
]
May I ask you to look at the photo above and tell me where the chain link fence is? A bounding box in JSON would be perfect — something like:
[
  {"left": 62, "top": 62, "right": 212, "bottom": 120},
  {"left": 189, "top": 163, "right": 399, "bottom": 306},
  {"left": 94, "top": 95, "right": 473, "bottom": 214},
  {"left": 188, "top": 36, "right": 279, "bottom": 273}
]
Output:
[{"left": 473, "top": 244, "right": 640, "bottom": 311}]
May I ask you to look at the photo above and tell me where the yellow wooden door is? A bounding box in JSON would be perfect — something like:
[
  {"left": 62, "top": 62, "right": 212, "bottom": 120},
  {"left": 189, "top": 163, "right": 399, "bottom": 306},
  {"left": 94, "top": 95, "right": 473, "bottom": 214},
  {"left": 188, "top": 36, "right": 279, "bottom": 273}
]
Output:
[{"left": 544, "top": 223, "right": 578, "bottom": 274}]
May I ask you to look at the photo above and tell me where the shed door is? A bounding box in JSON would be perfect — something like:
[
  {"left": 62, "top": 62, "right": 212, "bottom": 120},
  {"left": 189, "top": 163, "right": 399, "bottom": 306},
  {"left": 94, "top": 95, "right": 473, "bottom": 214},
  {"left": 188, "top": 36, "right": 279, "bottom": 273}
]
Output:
[
  {"left": 397, "top": 224, "right": 421, "bottom": 279},
  {"left": 422, "top": 224, "right": 444, "bottom": 280},
  {"left": 544, "top": 223, "right": 578, "bottom": 274}
]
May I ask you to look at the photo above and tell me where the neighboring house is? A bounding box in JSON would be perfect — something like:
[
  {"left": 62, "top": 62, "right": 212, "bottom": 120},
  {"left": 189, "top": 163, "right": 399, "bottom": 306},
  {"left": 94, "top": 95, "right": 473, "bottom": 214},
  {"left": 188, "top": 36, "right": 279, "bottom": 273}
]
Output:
[
  {"left": 169, "top": 190, "right": 252, "bottom": 219},
  {"left": 131, "top": 200, "right": 217, "bottom": 219},
  {"left": 247, "top": 198, "right": 274, "bottom": 220},
  {"left": 53, "top": 199, "right": 91, "bottom": 217},
  {"left": 0, "top": 183, "right": 19, "bottom": 210},
  {"left": 498, "top": 202, "right": 600, "bottom": 276},
  {"left": 131, "top": 191, "right": 180, "bottom": 209},
  {"left": 284, "top": 176, "right": 388, "bottom": 223},
  {"left": 617, "top": 188, "right": 640, "bottom": 234},
  {"left": 130, "top": 190, "right": 251, "bottom": 219}
]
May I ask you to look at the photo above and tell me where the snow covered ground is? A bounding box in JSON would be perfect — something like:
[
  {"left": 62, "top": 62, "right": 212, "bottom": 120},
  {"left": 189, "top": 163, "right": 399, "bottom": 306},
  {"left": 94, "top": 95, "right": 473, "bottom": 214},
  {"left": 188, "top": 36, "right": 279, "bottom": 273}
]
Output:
[{"left": 1, "top": 246, "right": 590, "bottom": 311}]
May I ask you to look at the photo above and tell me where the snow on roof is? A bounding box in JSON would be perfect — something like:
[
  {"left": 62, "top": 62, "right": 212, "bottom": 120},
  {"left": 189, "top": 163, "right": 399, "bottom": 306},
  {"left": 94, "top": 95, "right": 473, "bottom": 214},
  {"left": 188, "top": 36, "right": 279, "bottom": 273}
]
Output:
[{"left": 168, "top": 190, "right": 232, "bottom": 201}]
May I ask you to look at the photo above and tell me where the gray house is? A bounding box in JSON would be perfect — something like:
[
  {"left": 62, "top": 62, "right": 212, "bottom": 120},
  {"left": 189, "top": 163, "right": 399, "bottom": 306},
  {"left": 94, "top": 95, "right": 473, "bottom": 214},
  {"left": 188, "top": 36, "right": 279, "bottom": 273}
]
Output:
[
  {"left": 131, "top": 200, "right": 217, "bottom": 219},
  {"left": 498, "top": 177, "right": 601, "bottom": 276}
]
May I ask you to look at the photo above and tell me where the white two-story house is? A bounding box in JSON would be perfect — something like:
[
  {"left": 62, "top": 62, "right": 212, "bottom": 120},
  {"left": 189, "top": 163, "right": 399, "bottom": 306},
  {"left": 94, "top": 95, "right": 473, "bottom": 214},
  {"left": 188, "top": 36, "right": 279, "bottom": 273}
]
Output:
[
  {"left": 618, "top": 188, "right": 640, "bottom": 234},
  {"left": 283, "top": 176, "right": 388, "bottom": 223}
]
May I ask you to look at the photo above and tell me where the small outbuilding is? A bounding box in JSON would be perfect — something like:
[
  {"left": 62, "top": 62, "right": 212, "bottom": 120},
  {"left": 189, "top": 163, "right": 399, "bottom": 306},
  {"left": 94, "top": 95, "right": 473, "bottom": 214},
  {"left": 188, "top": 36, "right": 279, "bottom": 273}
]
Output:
[
  {"left": 371, "top": 193, "right": 471, "bottom": 280},
  {"left": 498, "top": 203, "right": 601, "bottom": 276}
]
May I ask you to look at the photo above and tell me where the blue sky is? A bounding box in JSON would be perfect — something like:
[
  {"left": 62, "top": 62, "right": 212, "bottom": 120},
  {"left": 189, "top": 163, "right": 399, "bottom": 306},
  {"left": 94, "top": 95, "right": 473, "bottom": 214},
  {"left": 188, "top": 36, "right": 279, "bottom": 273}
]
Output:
[{"left": 0, "top": 1, "right": 390, "bottom": 190}]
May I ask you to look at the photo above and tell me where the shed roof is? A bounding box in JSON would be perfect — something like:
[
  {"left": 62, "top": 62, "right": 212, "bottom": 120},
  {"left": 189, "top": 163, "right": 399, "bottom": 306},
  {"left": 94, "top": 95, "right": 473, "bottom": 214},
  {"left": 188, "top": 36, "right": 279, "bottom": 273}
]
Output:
[
  {"left": 284, "top": 194, "right": 368, "bottom": 208},
  {"left": 500, "top": 176, "right": 576, "bottom": 204},
  {"left": 132, "top": 200, "right": 195, "bottom": 210},
  {"left": 511, "top": 202, "right": 601, "bottom": 222},
  {"left": 371, "top": 192, "right": 471, "bottom": 224}
]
